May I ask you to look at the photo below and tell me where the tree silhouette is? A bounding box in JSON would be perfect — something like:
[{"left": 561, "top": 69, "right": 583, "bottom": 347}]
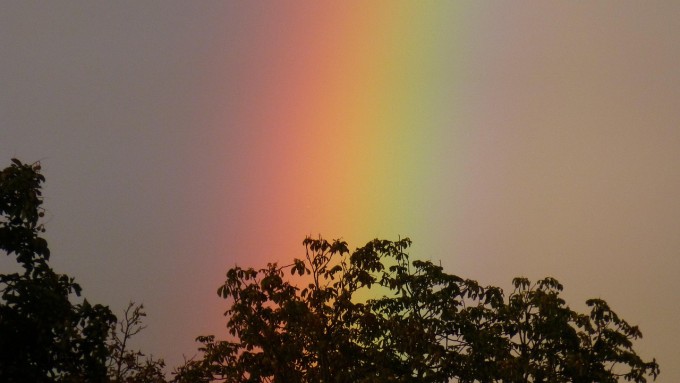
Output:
[
  {"left": 1, "top": 159, "right": 658, "bottom": 382},
  {"left": 0, "top": 159, "right": 116, "bottom": 382},
  {"left": 108, "top": 302, "right": 166, "bottom": 383},
  {"left": 175, "top": 236, "right": 659, "bottom": 383},
  {"left": 0, "top": 159, "right": 168, "bottom": 383}
]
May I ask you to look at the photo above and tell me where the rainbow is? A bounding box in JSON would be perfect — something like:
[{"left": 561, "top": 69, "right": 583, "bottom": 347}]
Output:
[
  {"left": 205, "top": 3, "right": 478, "bottom": 271},
  {"left": 187, "top": 4, "right": 496, "bottom": 339}
]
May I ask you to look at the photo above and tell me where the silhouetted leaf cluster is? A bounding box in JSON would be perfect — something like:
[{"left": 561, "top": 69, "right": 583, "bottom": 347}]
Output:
[
  {"left": 0, "top": 159, "right": 659, "bottom": 383},
  {"left": 1, "top": 159, "right": 115, "bottom": 382},
  {"left": 1, "top": 159, "right": 164, "bottom": 383},
  {"left": 175, "top": 236, "right": 659, "bottom": 383}
]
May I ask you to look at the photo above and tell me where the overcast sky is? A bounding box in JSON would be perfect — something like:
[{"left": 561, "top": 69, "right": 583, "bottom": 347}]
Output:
[{"left": 2, "top": 2, "right": 679, "bottom": 380}]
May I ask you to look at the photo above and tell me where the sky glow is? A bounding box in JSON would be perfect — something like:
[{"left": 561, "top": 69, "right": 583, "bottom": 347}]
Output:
[{"left": 2, "top": 2, "right": 679, "bottom": 380}]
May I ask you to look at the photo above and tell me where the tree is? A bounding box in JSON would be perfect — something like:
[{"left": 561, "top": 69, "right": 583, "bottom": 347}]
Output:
[
  {"left": 0, "top": 159, "right": 168, "bottom": 383},
  {"left": 492, "top": 277, "right": 658, "bottom": 383},
  {"left": 0, "top": 159, "right": 117, "bottom": 382},
  {"left": 108, "top": 302, "right": 166, "bottom": 383},
  {"left": 177, "top": 236, "right": 659, "bottom": 383}
]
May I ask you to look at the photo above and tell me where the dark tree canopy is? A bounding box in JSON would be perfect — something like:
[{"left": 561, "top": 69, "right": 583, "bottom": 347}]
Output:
[
  {"left": 0, "top": 159, "right": 164, "bottom": 383},
  {"left": 0, "top": 159, "right": 659, "bottom": 383},
  {"left": 175, "top": 237, "right": 659, "bottom": 383},
  {"left": 0, "top": 159, "right": 116, "bottom": 382}
]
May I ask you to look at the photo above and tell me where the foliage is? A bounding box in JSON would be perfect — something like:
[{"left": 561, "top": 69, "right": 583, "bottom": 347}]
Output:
[
  {"left": 0, "top": 159, "right": 117, "bottom": 382},
  {"left": 1, "top": 158, "right": 658, "bottom": 382},
  {"left": 176, "top": 236, "right": 659, "bottom": 383},
  {"left": 0, "top": 159, "right": 172, "bottom": 382}
]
